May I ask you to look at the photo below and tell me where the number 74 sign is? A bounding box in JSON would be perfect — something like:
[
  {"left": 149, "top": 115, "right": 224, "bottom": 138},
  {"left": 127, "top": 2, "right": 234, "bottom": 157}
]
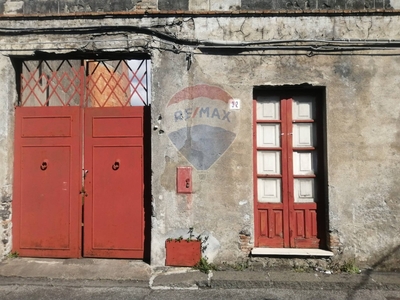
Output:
[{"left": 229, "top": 99, "right": 240, "bottom": 110}]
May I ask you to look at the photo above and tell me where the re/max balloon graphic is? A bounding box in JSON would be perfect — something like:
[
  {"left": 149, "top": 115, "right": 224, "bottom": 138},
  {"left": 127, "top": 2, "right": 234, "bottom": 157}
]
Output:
[{"left": 166, "top": 84, "right": 238, "bottom": 170}]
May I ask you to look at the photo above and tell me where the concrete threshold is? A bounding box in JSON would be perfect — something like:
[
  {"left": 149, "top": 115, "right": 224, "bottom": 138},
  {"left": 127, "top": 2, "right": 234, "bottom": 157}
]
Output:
[
  {"left": 0, "top": 258, "right": 152, "bottom": 287},
  {"left": 251, "top": 248, "right": 334, "bottom": 256}
]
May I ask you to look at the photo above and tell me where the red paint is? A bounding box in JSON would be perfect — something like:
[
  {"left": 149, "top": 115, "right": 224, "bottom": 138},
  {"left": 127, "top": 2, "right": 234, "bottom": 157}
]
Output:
[
  {"left": 15, "top": 59, "right": 148, "bottom": 259},
  {"left": 13, "top": 107, "right": 82, "bottom": 258},
  {"left": 177, "top": 167, "right": 192, "bottom": 193},
  {"left": 83, "top": 107, "right": 144, "bottom": 258},
  {"left": 20, "top": 61, "right": 85, "bottom": 107},
  {"left": 165, "top": 240, "right": 201, "bottom": 267},
  {"left": 167, "top": 84, "right": 232, "bottom": 106}
]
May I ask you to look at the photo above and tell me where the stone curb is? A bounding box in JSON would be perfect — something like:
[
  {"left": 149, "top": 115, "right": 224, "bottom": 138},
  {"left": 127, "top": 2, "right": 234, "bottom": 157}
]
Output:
[
  {"left": 208, "top": 279, "right": 400, "bottom": 291},
  {"left": 0, "top": 276, "right": 150, "bottom": 288},
  {"left": 150, "top": 270, "right": 400, "bottom": 291}
]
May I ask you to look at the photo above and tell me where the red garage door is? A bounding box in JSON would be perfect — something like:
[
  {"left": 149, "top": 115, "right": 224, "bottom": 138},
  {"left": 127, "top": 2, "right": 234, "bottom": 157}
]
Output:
[{"left": 12, "top": 59, "right": 150, "bottom": 258}]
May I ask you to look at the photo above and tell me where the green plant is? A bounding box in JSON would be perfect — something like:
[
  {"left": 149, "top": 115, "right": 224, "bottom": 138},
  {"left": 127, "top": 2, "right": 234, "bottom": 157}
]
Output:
[
  {"left": 188, "top": 227, "right": 195, "bottom": 240},
  {"left": 167, "top": 228, "right": 209, "bottom": 245},
  {"left": 293, "top": 265, "right": 309, "bottom": 273},
  {"left": 8, "top": 251, "right": 19, "bottom": 258},
  {"left": 194, "top": 257, "right": 217, "bottom": 274},
  {"left": 223, "top": 258, "right": 249, "bottom": 271},
  {"left": 233, "top": 261, "right": 250, "bottom": 271},
  {"left": 341, "top": 260, "right": 360, "bottom": 274}
]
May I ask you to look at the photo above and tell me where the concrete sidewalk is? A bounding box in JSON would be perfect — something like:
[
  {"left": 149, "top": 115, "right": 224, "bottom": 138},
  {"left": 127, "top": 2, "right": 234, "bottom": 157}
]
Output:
[{"left": 0, "top": 258, "right": 399, "bottom": 291}]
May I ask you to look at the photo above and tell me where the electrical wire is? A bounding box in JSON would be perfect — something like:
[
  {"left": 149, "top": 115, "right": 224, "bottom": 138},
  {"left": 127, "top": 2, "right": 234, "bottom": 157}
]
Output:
[{"left": 0, "top": 24, "right": 400, "bottom": 53}]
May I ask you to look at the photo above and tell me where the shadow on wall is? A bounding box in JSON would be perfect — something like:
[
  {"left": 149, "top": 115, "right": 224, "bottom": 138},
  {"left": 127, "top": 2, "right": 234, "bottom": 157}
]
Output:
[{"left": 346, "top": 244, "right": 400, "bottom": 300}]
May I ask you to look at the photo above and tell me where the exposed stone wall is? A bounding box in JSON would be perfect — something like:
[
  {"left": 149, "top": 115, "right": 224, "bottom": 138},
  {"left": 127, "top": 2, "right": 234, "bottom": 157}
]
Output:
[
  {"left": 0, "top": 15, "right": 399, "bottom": 268},
  {"left": 0, "top": 0, "right": 399, "bottom": 15},
  {"left": 0, "top": 55, "right": 15, "bottom": 259}
]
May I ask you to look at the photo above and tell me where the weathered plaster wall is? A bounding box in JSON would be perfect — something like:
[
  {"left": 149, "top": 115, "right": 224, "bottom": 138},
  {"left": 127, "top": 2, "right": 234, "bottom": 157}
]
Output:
[
  {"left": 150, "top": 50, "right": 253, "bottom": 264},
  {"left": 0, "top": 0, "right": 398, "bottom": 14},
  {"left": 0, "top": 55, "right": 15, "bottom": 258},
  {"left": 150, "top": 50, "right": 400, "bottom": 267},
  {"left": 0, "top": 15, "right": 398, "bottom": 267},
  {"left": 147, "top": 16, "right": 400, "bottom": 267}
]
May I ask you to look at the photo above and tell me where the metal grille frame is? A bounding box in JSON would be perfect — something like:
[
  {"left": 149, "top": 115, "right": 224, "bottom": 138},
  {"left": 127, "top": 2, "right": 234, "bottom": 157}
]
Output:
[{"left": 19, "top": 58, "right": 151, "bottom": 108}]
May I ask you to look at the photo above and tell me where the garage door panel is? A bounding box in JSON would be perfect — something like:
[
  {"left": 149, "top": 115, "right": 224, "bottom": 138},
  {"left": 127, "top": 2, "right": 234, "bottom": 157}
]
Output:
[
  {"left": 91, "top": 145, "right": 143, "bottom": 250},
  {"left": 20, "top": 146, "right": 71, "bottom": 249},
  {"left": 13, "top": 107, "right": 81, "bottom": 258},
  {"left": 84, "top": 107, "right": 144, "bottom": 258}
]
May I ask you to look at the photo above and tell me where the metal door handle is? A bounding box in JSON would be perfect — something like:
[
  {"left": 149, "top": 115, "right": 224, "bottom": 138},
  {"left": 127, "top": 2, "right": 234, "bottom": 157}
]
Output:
[
  {"left": 40, "top": 160, "right": 48, "bottom": 170},
  {"left": 112, "top": 160, "right": 120, "bottom": 171}
]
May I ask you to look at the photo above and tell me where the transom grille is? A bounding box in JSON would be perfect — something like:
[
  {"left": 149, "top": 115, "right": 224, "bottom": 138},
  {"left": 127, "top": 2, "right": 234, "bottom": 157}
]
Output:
[{"left": 19, "top": 59, "right": 151, "bottom": 107}]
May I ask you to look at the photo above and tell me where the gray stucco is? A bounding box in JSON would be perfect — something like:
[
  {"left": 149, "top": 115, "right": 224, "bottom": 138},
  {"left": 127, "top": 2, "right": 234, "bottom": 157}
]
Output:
[
  {"left": 0, "top": 55, "right": 15, "bottom": 257},
  {"left": 0, "top": 13, "right": 399, "bottom": 269}
]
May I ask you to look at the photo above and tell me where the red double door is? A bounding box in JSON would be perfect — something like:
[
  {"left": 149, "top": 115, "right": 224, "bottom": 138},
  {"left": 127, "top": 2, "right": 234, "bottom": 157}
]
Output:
[
  {"left": 254, "top": 93, "right": 324, "bottom": 249},
  {"left": 13, "top": 106, "right": 145, "bottom": 258}
]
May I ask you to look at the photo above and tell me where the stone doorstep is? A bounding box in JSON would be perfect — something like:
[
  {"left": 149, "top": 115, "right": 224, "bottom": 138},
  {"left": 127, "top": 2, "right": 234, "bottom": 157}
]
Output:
[{"left": 251, "top": 248, "right": 334, "bottom": 256}]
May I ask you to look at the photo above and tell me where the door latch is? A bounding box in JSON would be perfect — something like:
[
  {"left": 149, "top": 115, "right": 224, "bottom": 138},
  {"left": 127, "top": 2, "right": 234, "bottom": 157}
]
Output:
[
  {"left": 112, "top": 159, "right": 120, "bottom": 171},
  {"left": 40, "top": 160, "right": 49, "bottom": 171},
  {"left": 80, "top": 187, "right": 88, "bottom": 197}
]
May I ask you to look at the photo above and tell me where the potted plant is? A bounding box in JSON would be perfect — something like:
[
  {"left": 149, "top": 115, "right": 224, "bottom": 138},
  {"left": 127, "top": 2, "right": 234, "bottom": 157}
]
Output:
[{"left": 165, "top": 227, "right": 202, "bottom": 267}]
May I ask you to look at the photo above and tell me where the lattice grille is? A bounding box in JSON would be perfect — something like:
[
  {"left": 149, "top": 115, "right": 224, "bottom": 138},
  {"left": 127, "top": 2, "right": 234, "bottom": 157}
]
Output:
[
  {"left": 19, "top": 59, "right": 151, "bottom": 107},
  {"left": 86, "top": 60, "right": 150, "bottom": 107},
  {"left": 21, "top": 60, "right": 83, "bottom": 107}
]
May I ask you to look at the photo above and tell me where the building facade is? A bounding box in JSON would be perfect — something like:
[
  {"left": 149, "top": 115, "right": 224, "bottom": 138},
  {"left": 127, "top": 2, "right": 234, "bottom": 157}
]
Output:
[{"left": 0, "top": 0, "right": 399, "bottom": 269}]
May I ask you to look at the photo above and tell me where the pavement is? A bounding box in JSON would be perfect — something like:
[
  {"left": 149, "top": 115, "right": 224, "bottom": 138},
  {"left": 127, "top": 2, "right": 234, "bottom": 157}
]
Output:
[{"left": 0, "top": 257, "right": 399, "bottom": 292}]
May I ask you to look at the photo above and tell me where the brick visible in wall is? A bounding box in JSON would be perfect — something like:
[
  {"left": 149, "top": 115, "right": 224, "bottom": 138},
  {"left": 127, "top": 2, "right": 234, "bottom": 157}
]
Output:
[
  {"left": 329, "top": 230, "right": 343, "bottom": 255},
  {"left": 239, "top": 233, "right": 252, "bottom": 255},
  {"left": 158, "top": 0, "right": 189, "bottom": 10}
]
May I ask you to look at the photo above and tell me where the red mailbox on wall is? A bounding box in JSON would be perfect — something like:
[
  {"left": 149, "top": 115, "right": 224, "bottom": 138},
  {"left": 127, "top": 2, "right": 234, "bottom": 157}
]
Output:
[{"left": 177, "top": 167, "right": 192, "bottom": 193}]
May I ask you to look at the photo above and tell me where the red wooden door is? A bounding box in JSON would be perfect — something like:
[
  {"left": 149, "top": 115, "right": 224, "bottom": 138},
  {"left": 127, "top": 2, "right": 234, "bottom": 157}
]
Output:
[
  {"left": 254, "top": 94, "right": 322, "bottom": 249},
  {"left": 13, "top": 107, "right": 81, "bottom": 258},
  {"left": 83, "top": 107, "right": 144, "bottom": 258}
]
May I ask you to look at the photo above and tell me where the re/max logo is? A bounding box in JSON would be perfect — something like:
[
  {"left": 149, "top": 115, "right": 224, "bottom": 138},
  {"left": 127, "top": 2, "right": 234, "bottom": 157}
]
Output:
[{"left": 174, "top": 107, "right": 231, "bottom": 122}]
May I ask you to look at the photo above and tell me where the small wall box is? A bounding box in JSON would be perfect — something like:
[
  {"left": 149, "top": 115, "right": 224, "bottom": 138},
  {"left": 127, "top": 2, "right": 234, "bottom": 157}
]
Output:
[
  {"left": 176, "top": 166, "right": 192, "bottom": 193},
  {"left": 165, "top": 239, "right": 201, "bottom": 267}
]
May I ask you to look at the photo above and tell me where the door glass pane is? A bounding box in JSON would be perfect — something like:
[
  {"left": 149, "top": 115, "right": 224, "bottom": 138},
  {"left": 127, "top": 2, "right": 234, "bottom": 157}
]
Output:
[
  {"left": 292, "top": 96, "right": 315, "bottom": 120},
  {"left": 293, "top": 151, "right": 316, "bottom": 175},
  {"left": 257, "top": 151, "right": 281, "bottom": 175},
  {"left": 257, "top": 124, "right": 280, "bottom": 147},
  {"left": 294, "top": 178, "right": 316, "bottom": 202},
  {"left": 293, "top": 123, "right": 315, "bottom": 147},
  {"left": 258, "top": 178, "right": 281, "bottom": 203},
  {"left": 257, "top": 96, "right": 280, "bottom": 120}
]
